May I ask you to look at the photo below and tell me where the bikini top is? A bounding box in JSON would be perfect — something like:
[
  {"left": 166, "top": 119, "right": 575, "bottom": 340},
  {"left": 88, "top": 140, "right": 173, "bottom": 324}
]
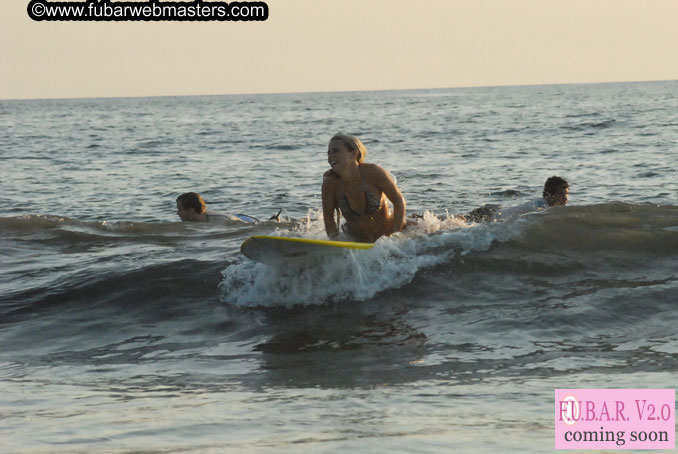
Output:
[{"left": 338, "top": 189, "right": 382, "bottom": 219}]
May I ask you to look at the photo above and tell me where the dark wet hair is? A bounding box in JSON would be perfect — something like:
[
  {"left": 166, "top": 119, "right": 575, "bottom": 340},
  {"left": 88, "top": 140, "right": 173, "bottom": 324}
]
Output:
[
  {"left": 176, "top": 192, "right": 206, "bottom": 214},
  {"left": 543, "top": 176, "right": 569, "bottom": 205}
]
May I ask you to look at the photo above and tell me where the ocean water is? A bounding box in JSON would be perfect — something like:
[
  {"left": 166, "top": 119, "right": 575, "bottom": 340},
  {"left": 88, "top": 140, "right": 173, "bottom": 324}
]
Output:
[{"left": 1, "top": 81, "right": 677, "bottom": 453}]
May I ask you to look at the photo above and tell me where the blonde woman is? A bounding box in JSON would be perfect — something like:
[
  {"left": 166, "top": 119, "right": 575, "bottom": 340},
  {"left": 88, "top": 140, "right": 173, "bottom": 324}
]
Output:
[{"left": 322, "top": 134, "right": 406, "bottom": 243}]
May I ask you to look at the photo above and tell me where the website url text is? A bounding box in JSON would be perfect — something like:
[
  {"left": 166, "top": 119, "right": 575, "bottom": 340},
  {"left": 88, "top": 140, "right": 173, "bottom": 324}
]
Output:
[{"left": 28, "top": 0, "right": 269, "bottom": 22}]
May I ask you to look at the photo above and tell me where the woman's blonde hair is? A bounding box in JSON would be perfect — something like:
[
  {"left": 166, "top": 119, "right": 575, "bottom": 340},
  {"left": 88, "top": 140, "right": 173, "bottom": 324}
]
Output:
[{"left": 330, "top": 134, "right": 367, "bottom": 164}]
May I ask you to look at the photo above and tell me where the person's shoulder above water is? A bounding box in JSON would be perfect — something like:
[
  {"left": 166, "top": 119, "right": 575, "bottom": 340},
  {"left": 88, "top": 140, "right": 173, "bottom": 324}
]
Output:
[
  {"left": 204, "top": 212, "right": 260, "bottom": 223},
  {"left": 491, "top": 197, "right": 547, "bottom": 221}
]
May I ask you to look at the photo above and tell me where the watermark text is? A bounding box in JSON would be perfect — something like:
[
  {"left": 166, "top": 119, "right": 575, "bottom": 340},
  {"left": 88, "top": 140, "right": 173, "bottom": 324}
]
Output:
[
  {"left": 555, "top": 389, "right": 675, "bottom": 450},
  {"left": 28, "top": 0, "right": 269, "bottom": 22}
]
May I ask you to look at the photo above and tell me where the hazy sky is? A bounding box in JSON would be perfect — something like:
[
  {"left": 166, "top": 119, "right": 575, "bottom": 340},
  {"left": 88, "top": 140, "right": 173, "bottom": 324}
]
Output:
[{"left": 2, "top": 0, "right": 677, "bottom": 99}]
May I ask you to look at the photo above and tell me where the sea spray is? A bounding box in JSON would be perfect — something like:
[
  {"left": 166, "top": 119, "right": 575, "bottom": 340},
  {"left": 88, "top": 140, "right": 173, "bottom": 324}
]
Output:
[{"left": 220, "top": 210, "right": 499, "bottom": 307}]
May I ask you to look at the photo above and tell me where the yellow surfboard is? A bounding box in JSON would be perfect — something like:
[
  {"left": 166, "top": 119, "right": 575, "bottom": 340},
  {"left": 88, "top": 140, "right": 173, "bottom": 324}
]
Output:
[{"left": 241, "top": 235, "right": 374, "bottom": 265}]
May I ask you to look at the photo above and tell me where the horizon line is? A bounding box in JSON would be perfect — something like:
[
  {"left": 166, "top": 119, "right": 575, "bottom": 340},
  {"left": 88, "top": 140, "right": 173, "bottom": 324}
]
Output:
[{"left": 1, "top": 78, "right": 675, "bottom": 102}]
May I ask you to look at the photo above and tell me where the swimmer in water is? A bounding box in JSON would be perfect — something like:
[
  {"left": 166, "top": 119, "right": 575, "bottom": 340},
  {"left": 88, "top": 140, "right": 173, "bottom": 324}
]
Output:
[
  {"left": 463, "top": 176, "right": 569, "bottom": 223},
  {"left": 176, "top": 192, "right": 262, "bottom": 223}
]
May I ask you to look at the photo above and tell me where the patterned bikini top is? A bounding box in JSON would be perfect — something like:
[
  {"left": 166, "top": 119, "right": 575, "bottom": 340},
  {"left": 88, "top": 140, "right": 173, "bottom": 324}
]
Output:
[{"left": 338, "top": 189, "right": 382, "bottom": 219}]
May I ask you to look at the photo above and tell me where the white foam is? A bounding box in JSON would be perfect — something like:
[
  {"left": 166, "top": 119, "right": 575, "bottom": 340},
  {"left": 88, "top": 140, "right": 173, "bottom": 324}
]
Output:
[{"left": 220, "top": 210, "right": 502, "bottom": 308}]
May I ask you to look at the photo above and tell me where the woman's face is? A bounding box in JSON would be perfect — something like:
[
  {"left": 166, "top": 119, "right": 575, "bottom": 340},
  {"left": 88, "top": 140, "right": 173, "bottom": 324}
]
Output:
[{"left": 327, "top": 139, "right": 356, "bottom": 171}]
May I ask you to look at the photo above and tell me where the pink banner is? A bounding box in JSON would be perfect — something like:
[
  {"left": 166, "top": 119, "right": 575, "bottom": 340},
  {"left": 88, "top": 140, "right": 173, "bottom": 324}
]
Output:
[{"left": 555, "top": 389, "right": 675, "bottom": 449}]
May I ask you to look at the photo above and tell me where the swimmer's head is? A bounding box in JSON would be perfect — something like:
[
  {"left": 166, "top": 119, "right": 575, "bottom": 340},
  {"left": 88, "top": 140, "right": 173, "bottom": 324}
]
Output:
[
  {"left": 176, "top": 192, "right": 206, "bottom": 221},
  {"left": 543, "top": 176, "right": 569, "bottom": 206}
]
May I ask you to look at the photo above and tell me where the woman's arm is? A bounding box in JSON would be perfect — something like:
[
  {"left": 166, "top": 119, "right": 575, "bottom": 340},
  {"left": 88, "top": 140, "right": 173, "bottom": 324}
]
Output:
[
  {"left": 322, "top": 175, "right": 339, "bottom": 239},
  {"left": 371, "top": 165, "right": 406, "bottom": 234}
]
